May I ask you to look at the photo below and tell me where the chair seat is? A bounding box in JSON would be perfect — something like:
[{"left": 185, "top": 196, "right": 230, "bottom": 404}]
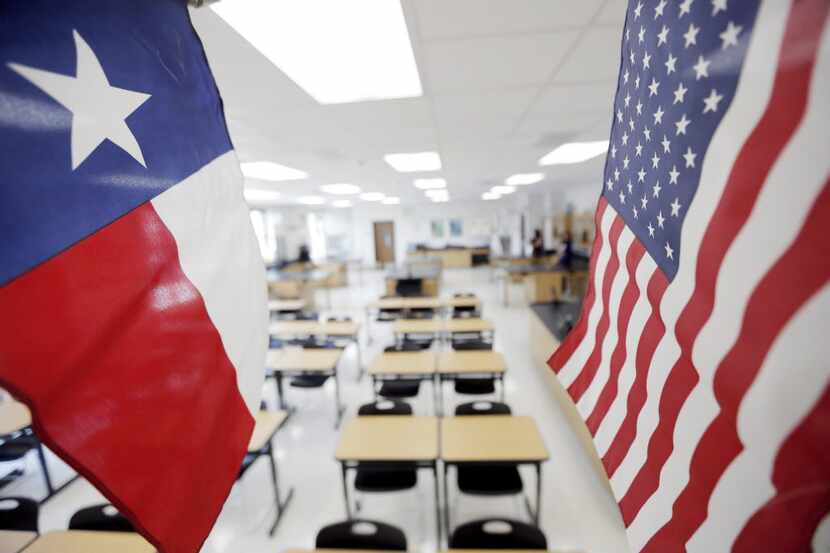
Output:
[
  {"left": 0, "top": 437, "right": 37, "bottom": 462},
  {"left": 290, "top": 374, "right": 329, "bottom": 388},
  {"left": 379, "top": 380, "right": 421, "bottom": 398},
  {"left": 457, "top": 465, "right": 523, "bottom": 495},
  {"left": 454, "top": 377, "right": 495, "bottom": 395},
  {"left": 355, "top": 467, "right": 417, "bottom": 492}
]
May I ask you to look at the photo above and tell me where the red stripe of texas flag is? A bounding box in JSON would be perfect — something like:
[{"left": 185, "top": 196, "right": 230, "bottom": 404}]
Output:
[{"left": 0, "top": 202, "right": 253, "bottom": 553}]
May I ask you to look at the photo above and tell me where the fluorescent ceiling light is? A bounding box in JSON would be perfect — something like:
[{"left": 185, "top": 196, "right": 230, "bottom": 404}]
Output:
[
  {"left": 414, "top": 178, "right": 446, "bottom": 190},
  {"left": 244, "top": 188, "right": 281, "bottom": 202},
  {"left": 332, "top": 200, "right": 353, "bottom": 208},
  {"left": 539, "top": 140, "right": 610, "bottom": 166},
  {"left": 384, "top": 151, "right": 442, "bottom": 172},
  {"left": 491, "top": 185, "right": 516, "bottom": 195},
  {"left": 360, "top": 192, "right": 385, "bottom": 201},
  {"left": 240, "top": 161, "right": 307, "bottom": 181},
  {"left": 432, "top": 197, "right": 449, "bottom": 203},
  {"left": 382, "top": 197, "right": 401, "bottom": 205},
  {"left": 297, "top": 195, "right": 326, "bottom": 205},
  {"left": 425, "top": 189, "right": 448, "bottom": 198},
  {"left": 212, "top": 1, "right": 422, "bottom": 104},
  {"left": 321, "top": 183, "right": 361, "bottom": 195},
  {"left": 506, "top": 173, "right": 544, "bottom": 186},
  {"left": 482, "top": 192, "right": 500, "bottom": 200}
]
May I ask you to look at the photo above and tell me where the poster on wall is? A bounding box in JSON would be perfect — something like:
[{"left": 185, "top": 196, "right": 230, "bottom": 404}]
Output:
[
  {"left": 430, "top": 219, "right": 444, "bottom": 239},
  {"left": 449, "top": 218, "right": 463, "bottom": 237}
]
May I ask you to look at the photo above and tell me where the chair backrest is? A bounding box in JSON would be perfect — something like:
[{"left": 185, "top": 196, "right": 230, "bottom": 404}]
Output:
[
  {"left": 68, "top": 504, "right": 134, "bottom": 533},
  {"left": 451, "top": 339, "right": 492, "bottom": 351},
  {"left": 384, "top": 342, "right": 428, "bottom": 352},
  {"left": 449, "top": 518, "right": 547, "bottom": 549},
  {"left": 455, "top": 401, "right": 511, "bottom": 416},
  {"left": 0, "top": 497, "right": 38, "bottom": 532},
  {"left": 358, "top": 400, "right": 413, "bottom": 416},
  {"left": 395, "top": 278, "right": 423, "bottom": 297},
  {"left": 316, "top": 519, "right": 407, "bottom": 550},
  {"left": 453, "top": 292, "right": 476, "bottom": 298},
  {"left": 327, "top": 316, "right": 352, "bottom": 322},
  {"left": 294, "top": 311, "right": 319, "bottom": 321},
  {"left": 297, "top": 338, "right": 337, "bottom": 349}
]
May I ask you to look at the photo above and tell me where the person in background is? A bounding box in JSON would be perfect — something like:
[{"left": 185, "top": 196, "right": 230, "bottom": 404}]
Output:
[
  {"left": 531, "top": 229, "right": 544, "bottom": 258},
  {"left": 297, "top": 244, "right": 311, "bottom": 263},
  {"left": 559, "top": 231, "right": 574, "bottom": 270}
]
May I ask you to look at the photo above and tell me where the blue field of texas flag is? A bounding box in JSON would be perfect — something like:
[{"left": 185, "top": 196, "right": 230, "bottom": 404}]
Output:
[{"left": 0, "top": 2, "right": 268, "bottom": 552}]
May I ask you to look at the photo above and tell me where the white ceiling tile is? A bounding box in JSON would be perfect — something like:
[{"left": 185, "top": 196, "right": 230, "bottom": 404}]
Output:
[
  {"left": 432, "top": 88, "right": 538, "bottom": 142},
  {"left": 413, "top": 0, "right": 605, "bottom": 39},
  {"left": 423, "top": 31, "right": 580, "bottom": 93},
  {"left": 552, "top": 26, "right": 623, "bottom": 83}
]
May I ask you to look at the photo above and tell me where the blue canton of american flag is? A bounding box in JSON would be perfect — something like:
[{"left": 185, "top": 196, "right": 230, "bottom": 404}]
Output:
[
  {"left": 550, "top": 0, "right": 830, "bottom": 552},
  {"left": 604, "top": 0, "right": 757, "bottom": 280}
]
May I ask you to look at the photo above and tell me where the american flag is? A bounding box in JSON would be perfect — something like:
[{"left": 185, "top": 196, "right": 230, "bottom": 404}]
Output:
[{"left": 549, "top": 0, "right": 829, "bottom": 551}]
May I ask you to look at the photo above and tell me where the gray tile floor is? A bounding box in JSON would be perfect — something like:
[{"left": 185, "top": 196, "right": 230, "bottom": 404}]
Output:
[{"left": 1, "top": 267, "right": 630, "bottom": 553}]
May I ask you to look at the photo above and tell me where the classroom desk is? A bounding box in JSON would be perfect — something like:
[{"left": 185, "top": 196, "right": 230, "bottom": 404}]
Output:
[
  {"left": 364, "top": 296, "right": 481, "bottom": 345},
  {"left": 368, "top": 350, "right": 438, "bottom": 412},
  {"left": 437, "top": 351, "right": 507, "bottom": 411},
  {"left": 391, "top": 318, "right": 494, "bottom": 344},
  {"left": 0, "top": 531, "right": 36, "bottom": 553},
  {"left": 268, "top": 299, "right": 307, "bottom": 315},
  {"left": 335, "top": 416, "right": 440, "bottom": 545},
  {"left": 441, "top": 416, "right": 549, "bottom": 531},
  {"left": 0, "top": 401, "right": 77, "bottom": 502},
  {"left": 269, "top": 320, "right": 363, "bottom": 379},
  {"left": 19, "top": 531, "right": 155, "bottom": 553},
  {"left": 266, "top": 348, "right": 345, "bottom": 427},
  {"left": 240, "top": 410, "right": 292, "bottom": 536}
]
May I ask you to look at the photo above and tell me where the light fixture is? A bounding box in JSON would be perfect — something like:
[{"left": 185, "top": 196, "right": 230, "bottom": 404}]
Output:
[
  {"left": 360, "top": 192, "right": 385, "bottom": 201},
  {"left": 240, "top": 161, "right": 308, "bottom": 181},
  {"left": 211, "top": 1, "right": 422, "bottom": 105},
  {"left": 297, "top": 195, "right": 326, "bottom": 205},
  {"left": 384, "top": 151, "right": 442, "bottom": 172},
  {"left": 243, "top": 188, "right": 281, "bottom": 202},
  {"left": 539, "top": 140, "right": 610, "bottom": 165},
  {"left": 491, "top": 185, "right": 516, "bottom": 195},
  {"left": 425, "top": 189, "right": 448, "bottom": 198},
  {"left": 482, "top": 192, "right": 500, "bottom": 200},
  {"left": 332, "top": 199, "right": 353, "bottom": 208},
  {"left": 506, "top": 173, "right": 544, "bottom": 186},
  {"left": 321, "top": 183, "right": 361, "bottom": 195},
  {"left": 382, "top": 197, "right": 401, "bottom": 205},
  {"left": 414, "top": 178, "right": 446, "bottom": 190},
  {"left": 432, "top": 197, "right": 449, "bottom": 203}
]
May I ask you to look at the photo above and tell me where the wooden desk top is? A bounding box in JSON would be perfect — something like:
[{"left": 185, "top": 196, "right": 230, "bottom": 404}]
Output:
[
  {"left": 441, "top": 416, "right": 549, "bottom": 463},
  {"left": 391, "top": 319, "right": 444, "bottom": 334},
  {"left": 336, "top": 416, "right": 438, "bottom": 461},
  {"left": 267, "top": 299, "right": 306, "bottom": 311},
  {"left": 444, "top": 296, "right": 481, "bottom": 308},
  {"left": 266, "top": 348, "right": 342, "bottom": 372},
  {"left": 368, "top": 351, "right": 436, "bottom": 375},
  {"left": 437, "top": 351, "right": 506, "bottom": 374},
  {"left": 0, "top": 401, "right": 31, "bottom": 435},
  {"left": 248, "top": 410, "right": 289, "bottom": 452},
  {"left": 20, "top": 531, "right": 155, "bottom": 553},
  {"left": 444, "top": 318, "right": 494, "bottom": 333},
  {"left": 0, "top": 530, "right": 36, "bottom": 553},
  {"left": 369, "top": 297, "right": 443, "bottom": 310},
  {"left": 269, "top": 320, "right": 360, "bottom": 337}
]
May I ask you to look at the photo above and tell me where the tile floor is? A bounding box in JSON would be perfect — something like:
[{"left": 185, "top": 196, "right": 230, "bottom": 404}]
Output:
[{"left": 1, "top": 267, "right": 631, "bottom": 553}]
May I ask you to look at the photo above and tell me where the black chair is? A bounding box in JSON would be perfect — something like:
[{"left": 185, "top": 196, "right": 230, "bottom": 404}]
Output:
[
  {"left": 0, "top": 497, "right": 38, "bottom": 532},
  {"left": 294, "top": 311, "right": 319, "bottom": 321},
  {"left": 451, "top": 339, "right": 493, "bottom": 351},
  {"left": 376, "top": 346, "right": 423, "bottom": 399},
  {"left": 68, "top": 504, "right": 134, "bottom": 533},
  {"left": 455, "top": 401, "right": 511, "bottom": 416},
  {"left": 386, "top": 342, "right": 429, "bottom": 352},
  {"left": 327, "top": 316, "right": 352, "bottom": 322},
  {"left": 405, "top": 307, "right": 435, "bottom": 320},
  {"left": 454, "top": 404, "right": 522, "bottom": 496},
  {"left": 377, "top": 296, "right": 403, "bottom": 322},
  {"left": 358, "top": 400, "right": 412, "bottom": 416},
  {"left": 316, "top": 519, "right": 406, "bottom": 550},
  {"left": 355, "top": 399, "right": 418, "bottom": 493},
  {"left": 450, "top": 340, "right": 496, "bottom": 395},
  {"left": 395, "top": 278, "right": 423, "bottom": 297},
  {"left": 290, "top": 340, "right": 338, "bottom": 388},
  {"left": 449, "top": 518, "right": 546, "bottom": 549}
]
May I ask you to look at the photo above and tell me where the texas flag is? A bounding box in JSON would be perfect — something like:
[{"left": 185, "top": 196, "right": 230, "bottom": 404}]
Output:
[{"left": 0, "top": 2, "right": 267, "bottom": 552}]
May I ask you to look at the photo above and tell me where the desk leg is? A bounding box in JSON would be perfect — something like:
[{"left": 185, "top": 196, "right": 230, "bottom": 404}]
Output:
[
  {"left": 499, "top": 374, "right": 505, "bottom": 402},
  {"left": 365, "top": 307, "right": 373, "bottom": 346},
  {"left": 275, "top": 372, "right": 287, "bottom": 410},
  {"left": 35, "top": 442, "right": 55, "bottom": 496},
  {"left": 372, "top": 376, "right": 378, "bottom": 401},
  {"left": 433, "top": 463, "right": 441, "bottom": 547},
  {"left": 333, "top": 370, "right": 344, "bottom": 429},
  {"left": 535, "top": 462, "right": 542, "bottom": 525},
  {"left": 355, "top": 339, "right": 364, "bottom": 382},
  {"left": 340, "top": 462, "right": 352, "bottom": 518},
  {"left": 267, "top": 445, "right": 294, "bottom": 536},
  {"left": 443, "top": 463, "right": 451, "bottom": 544}
]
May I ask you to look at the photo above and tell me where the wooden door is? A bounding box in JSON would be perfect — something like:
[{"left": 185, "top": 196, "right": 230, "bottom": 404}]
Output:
[{"left": 373, "top": 221, "right": 395, "bottom": 265}]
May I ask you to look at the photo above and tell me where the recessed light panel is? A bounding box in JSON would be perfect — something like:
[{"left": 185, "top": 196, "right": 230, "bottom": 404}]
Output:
[
  {"left": 384, "top": 151, "right": 442, "bottom": 172},
  {"left": 539, "top": 140, "right": 609, "bottom": 165}
]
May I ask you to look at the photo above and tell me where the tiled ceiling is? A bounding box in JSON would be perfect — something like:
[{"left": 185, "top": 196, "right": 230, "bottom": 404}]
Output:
[{"left": 189, "top": 0, "right": 626, "bottom": 205}]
